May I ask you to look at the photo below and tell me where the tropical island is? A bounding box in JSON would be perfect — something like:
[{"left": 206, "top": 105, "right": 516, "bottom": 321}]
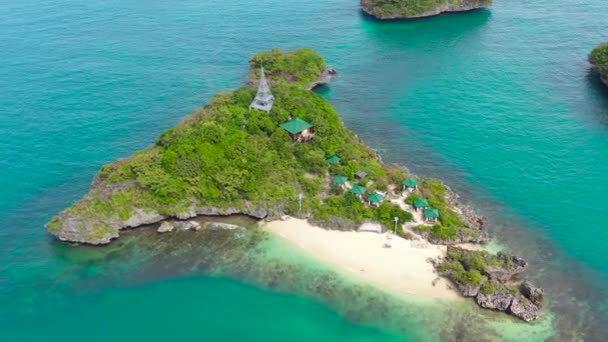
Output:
[
  {"left": 590, "top": 42, "right": 608, "bottom": 87},
  {"left": 360, "top": 0, "right": 492, "bottom": 20},
  {"left": 46, "top": 48, "right": 542, "bottom": 321}
]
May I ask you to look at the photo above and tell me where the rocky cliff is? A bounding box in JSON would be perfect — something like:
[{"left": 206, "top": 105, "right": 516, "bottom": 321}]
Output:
[{"left": 360, "top": 0, "right": 492, "bottom": 20}]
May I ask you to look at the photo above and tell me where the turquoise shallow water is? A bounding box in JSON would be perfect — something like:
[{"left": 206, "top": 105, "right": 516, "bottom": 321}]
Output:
[{"left": 2, "top": 0, "right": 608, "bottom": 340}]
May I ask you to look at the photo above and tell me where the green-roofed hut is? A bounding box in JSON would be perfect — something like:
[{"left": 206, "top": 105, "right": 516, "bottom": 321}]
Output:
[
  {"left": 423, "top": 208, "right": 440, "bottom": 222},
  {"left": 402, "top": 178, "right": 418, "bottom": 191},
  {"left": 350, "top": 185, "right": 366, "bottom": 198},
  {"left": 367, "top": 192, "right": 385, "bottom": 207},
  {"left": 280, "top": 117, "right": 314, "bottom": 141},
  {"left": 332, "top": 175, "right": 348, "bottom": 189},
  {"left": 326, "top": 155, "right": 341, "bottom": 165},
  {"left": 413, "top": 198, "right": 430, "bottom": 211}
]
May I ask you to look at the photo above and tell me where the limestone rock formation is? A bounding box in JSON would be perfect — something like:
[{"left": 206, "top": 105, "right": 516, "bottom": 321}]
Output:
[
  {"left": 486, "top": 253, "right": 528, "bottom": 281},
  {"left": 360, "top": 0, "right": 492, "bottom": 20},
  {"left": 509, "top": 295, "right": 541, "bottom": 322},
  {"left": 476, "top": 291, "right": 513, "bottom": 311},
  {"left": 435, "top": 247, "right": 543, "bottom": 322},
  {"left": 520, "top": 281, "right": 544, "bottom": 306},
  {"left": 307, "top": 67, "right": 338, "bottom": 90}
]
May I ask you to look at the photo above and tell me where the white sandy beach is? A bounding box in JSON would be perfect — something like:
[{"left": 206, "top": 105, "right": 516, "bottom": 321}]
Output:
[{"left": 264, "top": 217, "right": 460, "bottom": 300}]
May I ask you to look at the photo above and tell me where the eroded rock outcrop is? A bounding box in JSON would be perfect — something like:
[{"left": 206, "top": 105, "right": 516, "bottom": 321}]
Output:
[
  {"left": 307, "top": 67, "right": 338, "bottom": 90},
  {"left": 435, "top": 247, "right": 543, "bottom": 321},
  {"left": 509, "top": 295, "right": 541, "bottom": 322},
  {"left": 360, "top": 0, "right": 492, "bottom": 20},
  {"left": 476, "top": 286, "right": 514, "bottom": 311},
  {"left": 520, "top": 281, "right": 544, "bottom": 306}
]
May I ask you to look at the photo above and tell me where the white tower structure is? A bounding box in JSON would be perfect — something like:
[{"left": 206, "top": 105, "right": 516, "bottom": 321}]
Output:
[{"left": 249, "top": 67, "right": 274, "bottom": 112}]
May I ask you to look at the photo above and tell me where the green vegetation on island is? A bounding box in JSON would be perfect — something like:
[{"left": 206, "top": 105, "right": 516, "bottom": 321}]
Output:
[
  {"left": 590, "top": 42, "right": 608, "bottom": 86},
  {"left": 360, "top": 0, "right": 492, "bottom": 19},
  {"left": 249, "top": 48, "right": 328, "bottom": 89},
  {"left": 47, "top": 48, "right": 426, "bottom": 244}
]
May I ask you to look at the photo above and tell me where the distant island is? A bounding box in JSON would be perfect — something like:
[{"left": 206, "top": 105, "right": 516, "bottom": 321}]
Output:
[
  {"left": 46, "top": 48, "right": 542, "bottom": 321},
  {"left": 590, "top": 42, "right": 608, "bottom": 87},
  {"left": 360, "top": 0, "right": 492, "bottom": 20}
]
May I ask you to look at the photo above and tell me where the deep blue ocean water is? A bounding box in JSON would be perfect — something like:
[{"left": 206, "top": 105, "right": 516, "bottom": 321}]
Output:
[{"left": 2, "top": 0, "right": 608, "bottom": 340}]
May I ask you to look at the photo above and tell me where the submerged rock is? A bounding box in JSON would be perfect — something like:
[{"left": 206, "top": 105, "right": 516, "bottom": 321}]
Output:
[
  {"left": 205, "top": 222, "right": 246, "bottom": 231},
  {"left": 173, "top": 220, "right": 201, "bottom": 231},
  {"left": 157, "top": 221, "right": 174, "bottom": 233}
]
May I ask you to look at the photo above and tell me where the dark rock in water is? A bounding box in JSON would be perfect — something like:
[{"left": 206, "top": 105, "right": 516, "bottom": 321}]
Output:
[
  {"left": 520, "top": 281, "right": 544, "bottom": 306},
  {"left": 475, "top": 283, "right": 515, "bottom": 311},
  {"left": 486, "top": 253, "right": 528, "bottom": 281},
  {"left": 509, "top": 295, "right": 541, "bottom": 322},
  {"left": 455, "top": 280, "right": 484, "bottom": 298}
]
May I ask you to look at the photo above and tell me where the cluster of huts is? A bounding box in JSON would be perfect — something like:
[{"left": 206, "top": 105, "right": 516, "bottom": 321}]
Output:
[{"left": 250, "top": 68, "right": 440, "bottom": 223}]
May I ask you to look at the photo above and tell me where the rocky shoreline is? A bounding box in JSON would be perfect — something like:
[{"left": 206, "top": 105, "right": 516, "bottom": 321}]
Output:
[
  {"left": 360, "top": 0, "right": 492, "bottom": 20},
  {"left": 434, "top": 247, "right": 543, "bottom": 321}
]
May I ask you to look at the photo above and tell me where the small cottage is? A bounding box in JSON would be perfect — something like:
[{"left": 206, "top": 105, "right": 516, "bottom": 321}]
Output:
[
  {"left": 280, "top": 117, "right": 314, "bottom": 141},
  {"left": 413, "top": 198, "right": 429, "bottom": 211},
  {"left": 326, "top": 155, "right": 341, "bottom": 165},
  {"left": 402, "top": 178, "right": 418, "bottom": 191},
  {"left": 423, "top": 208, "right": 440, "bottom": 223},
  {"left": 367, "top": 192, "right": 385, "bottom": 207},
  {"left": 350, "top": 185, "right": 366, "bottom": 198},
  {"left": 355, "top": 170, "right": 367, "bottom": 180},
  {"left": 332, "top": 175, "right": 348, "bottom": 189}
]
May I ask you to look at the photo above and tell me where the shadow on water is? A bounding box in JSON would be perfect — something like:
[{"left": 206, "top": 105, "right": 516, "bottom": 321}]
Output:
[
  {"left": 360, "top": 8, "right": 491, "bottom": 35},
  {"left": 357, "top": 7, "right": 492, "bottom": 23},
  {"left": 584, "top": 69, "right": 608, "bottom": 128}
]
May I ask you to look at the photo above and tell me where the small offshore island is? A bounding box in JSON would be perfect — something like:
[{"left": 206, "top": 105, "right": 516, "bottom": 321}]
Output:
[
  {"left": 47, "top": 48, "right": 542, "bottom": 321},
  {"left": 590, "top": 42, "right": 608, "bottom": 87},
  {"left": 360, "top": 0, "right": 492, "bottom": 20}
]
